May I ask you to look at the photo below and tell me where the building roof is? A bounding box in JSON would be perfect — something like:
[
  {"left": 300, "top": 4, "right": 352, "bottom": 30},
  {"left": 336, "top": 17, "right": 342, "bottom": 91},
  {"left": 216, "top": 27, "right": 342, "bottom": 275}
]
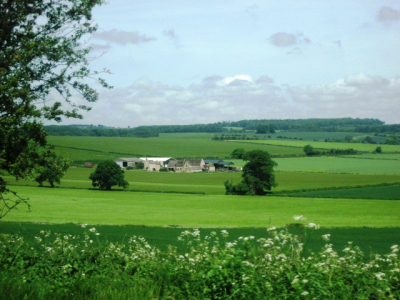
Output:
[
  {"left": 204, "top": 159, "right": 234, "bottom": 165},
  {"left": 140, "top": 157, "right": 175, "bottom": 162},
  {"left": 184, "top": 159, "right": 204, "bottom": 166},
  {"left": 115, "top": 158, "right": 143, "bottom": 162}
]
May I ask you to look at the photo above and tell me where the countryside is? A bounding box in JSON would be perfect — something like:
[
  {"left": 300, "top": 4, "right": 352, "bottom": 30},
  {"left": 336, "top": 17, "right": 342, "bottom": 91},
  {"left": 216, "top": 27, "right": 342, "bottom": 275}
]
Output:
[
  {"left": 1, "top": 1, "right": 400, "bottom": 299},
  {"left": 2, "top": 122, "right": 400, "bottom": 299}
]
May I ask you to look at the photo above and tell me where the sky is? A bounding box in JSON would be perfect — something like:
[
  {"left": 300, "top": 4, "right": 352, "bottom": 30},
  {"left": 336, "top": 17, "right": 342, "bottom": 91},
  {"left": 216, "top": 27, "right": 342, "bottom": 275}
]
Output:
[{"left": 55, "top": 0, "right": 400, "bottom": 127}]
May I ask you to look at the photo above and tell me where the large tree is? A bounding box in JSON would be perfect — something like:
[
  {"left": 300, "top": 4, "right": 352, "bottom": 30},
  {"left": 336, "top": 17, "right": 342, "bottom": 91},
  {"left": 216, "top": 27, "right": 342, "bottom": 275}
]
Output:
[
  {"left": 225, "top": 150, "right": 277, "bottom": 196},
  {"left": 0, "top": 0, "right": 110, "bottom": 218},
  {"left": 89, "top": 160, "right": 128, "bottom": 190}
]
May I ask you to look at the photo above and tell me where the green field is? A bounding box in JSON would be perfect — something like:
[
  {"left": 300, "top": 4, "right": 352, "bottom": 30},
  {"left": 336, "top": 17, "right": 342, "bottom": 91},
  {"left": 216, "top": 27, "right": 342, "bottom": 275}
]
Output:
[
  {"left": 288, "top": 184, "right": 400, "bottom": 200},
  {"left": 5, "top": 186, "right": 400, "bottom": 228},
  {"left": 5, "top": 168, "right": 400, "bottom": 195},
  {"left": 2, "top": 132, "right": 400, "bottom": 256},
  {"left": 274, "top": 156, "right": 400, "bottom": 175},
  {"left": 47, "top": 135, "right": 304, "bottom": 164},
  {"left": 233, "top": 139, "right": 400, "bottom": 153}
]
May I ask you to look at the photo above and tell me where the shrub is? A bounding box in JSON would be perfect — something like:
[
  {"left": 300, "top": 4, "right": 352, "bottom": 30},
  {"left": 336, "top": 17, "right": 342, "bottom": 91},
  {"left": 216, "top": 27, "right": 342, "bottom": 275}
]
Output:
[{"left": 0, "top": 221, "right": 399, "bottom": 299}]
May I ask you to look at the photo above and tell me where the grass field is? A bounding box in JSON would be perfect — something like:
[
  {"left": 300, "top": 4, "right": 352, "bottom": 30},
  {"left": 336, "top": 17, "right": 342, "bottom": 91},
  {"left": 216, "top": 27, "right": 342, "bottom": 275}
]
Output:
[
  {"left": 2, "top": 132, "right": 400, "bottom": 259},
  {"left": 5, "top": 186, "right": 400, "bottom": 228},
  {"left": 274, "top": 156, "right": 400, "bottom": 175},
  {"left": 233, "top": 139, "right": 400, "bottom": 153},
  {"left": 47, "top": 135, "right": 304, "bottom": 164},
  {"left": 287, "top": 184, "right": 400, "bottom": 200},
  {"left": 5, "top": 168, "right": 400, "bottom": 195}
]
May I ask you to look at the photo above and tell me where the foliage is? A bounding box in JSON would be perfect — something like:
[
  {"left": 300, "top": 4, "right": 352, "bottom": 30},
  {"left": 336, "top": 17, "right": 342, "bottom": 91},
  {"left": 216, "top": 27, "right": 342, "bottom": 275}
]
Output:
[
  {"left": 89, "top": 160, "right": 128, "bottom": 190},
  {"left": 43, "top": 118, "right": 392, "bottom": 136},
  {"left": 45, "top": 125, "right": 159, "bottom": 137},
  {"left": 0, "top": 225, "right": 399, "bottom": 299},
  {"left": 225, "top": 150, "right": 277, "bottom": 195},
  {"left": 34, "top": 148, "right": 70, "bottom": 187},
  {"left": 0, "top": 0, "right": 109, "bottom": 218},
  {"left": 231, "top": 148, "right": 246, "bottom": 159},
  {"left": 303, "top": 144, "right": 320, "bottom": 156},
  {"left": 375, "top": 146, "right": 383, "bottom": 153}
]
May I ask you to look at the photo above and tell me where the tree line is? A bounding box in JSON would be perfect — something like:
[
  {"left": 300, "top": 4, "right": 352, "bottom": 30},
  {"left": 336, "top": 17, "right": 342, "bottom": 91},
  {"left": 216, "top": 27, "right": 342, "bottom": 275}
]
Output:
[{"left": 44, "top": 118, "right": 399, "bottom": 137}]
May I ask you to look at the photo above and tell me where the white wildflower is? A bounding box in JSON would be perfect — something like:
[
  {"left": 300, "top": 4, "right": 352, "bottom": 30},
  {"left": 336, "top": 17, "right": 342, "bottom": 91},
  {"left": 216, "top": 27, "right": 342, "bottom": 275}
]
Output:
[
  {"left": 375, "top": 272, "right": 385, "bottom": 280},
  {"left": 293, "top": 215, "right": 305, "bottom": 221},
  {"left": 322, "top": 234, "right": 330, "bottom": 241},
  {"left": 301, "top": 291, "right": 309, "bottom": 296}
]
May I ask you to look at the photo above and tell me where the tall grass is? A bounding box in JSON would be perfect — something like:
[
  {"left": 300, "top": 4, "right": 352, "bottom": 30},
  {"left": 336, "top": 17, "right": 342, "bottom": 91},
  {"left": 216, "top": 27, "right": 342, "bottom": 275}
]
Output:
[{"left": 1, "top": 224, "right": 399, "bottom": 299}]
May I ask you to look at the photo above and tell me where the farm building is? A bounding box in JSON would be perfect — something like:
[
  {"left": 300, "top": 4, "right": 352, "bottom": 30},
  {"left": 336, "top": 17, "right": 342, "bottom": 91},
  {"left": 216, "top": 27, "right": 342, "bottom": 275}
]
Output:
[
  {"left": 204, "top": 159, "right": 234, "bottom": 170},
  {"left": 114, "top": 158, "right": 143, "bottom": 168},
  {"left": 141, "top": 157, "right": 176, "bottom": 172},
  {"left": 168, "top": 159, "right": 206, "bottom": 173}
]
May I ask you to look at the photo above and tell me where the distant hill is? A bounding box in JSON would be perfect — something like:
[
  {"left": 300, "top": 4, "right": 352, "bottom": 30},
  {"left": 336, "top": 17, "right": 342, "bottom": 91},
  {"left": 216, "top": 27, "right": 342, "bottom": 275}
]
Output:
[{"left": 45, "top": 118, "right": 400, "bottom": 137}]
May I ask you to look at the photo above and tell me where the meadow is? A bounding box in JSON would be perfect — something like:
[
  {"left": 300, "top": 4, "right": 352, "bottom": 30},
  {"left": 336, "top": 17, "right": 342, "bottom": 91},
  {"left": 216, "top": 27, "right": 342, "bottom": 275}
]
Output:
[
  {"left": 234, "top": 139, "right": 400, "bottom": 153},
  {"left": 2, "top": 131, "right": 400, "bottom": 299}
]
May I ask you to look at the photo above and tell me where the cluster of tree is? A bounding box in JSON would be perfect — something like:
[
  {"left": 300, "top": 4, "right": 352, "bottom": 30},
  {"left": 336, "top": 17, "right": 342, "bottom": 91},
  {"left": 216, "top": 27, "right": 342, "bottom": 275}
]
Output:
[
  {"left": 355, "top": 124, "right": 400, "bottom": 133},
  {"left": 44, "top": 118, "right": 393, "bottom": 137},
  {"left": 44, "top": 125, "right": 159, "bottom": 137},
  {"left": 225, "top": 150, "right": 277, "bottom": 196},
  {"left": 276, "top": 135, "right": 304, "bottom": 140},
  {"left": 304, "top": 145, "right": 358, "bottom": 156},
  {"left": 226, "top": 118, "right": 384, "bottom": 132},
  {"left": 212, "top": 134, "right": 260, "bottom": 141},
  {"left": 256, "top": 124, "right": 275, "bottom": 134},
  {"left": 384, "top": 136, "right": 400, "bottom": 145},
  {"left": 0, "top": 0, "right": 109, "bottom": 219}
]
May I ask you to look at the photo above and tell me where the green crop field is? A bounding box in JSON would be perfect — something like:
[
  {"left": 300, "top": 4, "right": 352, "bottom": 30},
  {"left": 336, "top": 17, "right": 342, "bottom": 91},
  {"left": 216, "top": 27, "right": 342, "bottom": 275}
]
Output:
[
  {"left": 47, "top": 135, "right": 304, "bottom": 164},
  {"left": 5, "top": 167, "right": 400, "bottom": 195},
  {"left": 233, "top": 139, "right": 400, "bottom": 153},
  {"left": 287, "top": 184, "right": 400, "bottom": 200},
  {"left": 5, "top": 186, "right": 400, "bottom": 228},
  {"left": 274, "top": 156, "right": 400, "bottom": 175},
  {"left": 3, "top": 131, "right": 400, "bottom": 263}
]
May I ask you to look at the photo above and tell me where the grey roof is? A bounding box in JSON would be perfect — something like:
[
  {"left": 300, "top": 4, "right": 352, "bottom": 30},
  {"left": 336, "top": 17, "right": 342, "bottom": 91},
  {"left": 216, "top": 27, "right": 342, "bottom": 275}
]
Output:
[
  {"left": 185, "top": 159, "right": 204, "bottom": 166},
  {"left": 115, "top": 158, "right": 143, "bottom": 162}
]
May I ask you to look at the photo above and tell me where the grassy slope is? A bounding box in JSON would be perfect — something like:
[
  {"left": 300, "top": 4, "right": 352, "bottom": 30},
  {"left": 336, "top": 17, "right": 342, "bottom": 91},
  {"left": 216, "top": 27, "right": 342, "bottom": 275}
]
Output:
[
  {"left": 233, "top": 139, "right": 400, "bottom": 152},
  {"left": 5, "top": 186, "right": 400, "bottom": 228},
  {"left": 47, "top": 135, "right": 304, "bottom": 163},
  {"left": 274, "top": 156, "right": 400, "bottom": 175},
  {"left": 6, "top": 167, "right": 400, "bottom": 194},
  {"left": 288, "top": 184, "right": 400, "bottom": 200}
]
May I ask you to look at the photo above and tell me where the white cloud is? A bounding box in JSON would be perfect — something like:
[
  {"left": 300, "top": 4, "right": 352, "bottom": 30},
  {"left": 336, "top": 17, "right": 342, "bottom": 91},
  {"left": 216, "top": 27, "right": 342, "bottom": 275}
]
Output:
[
  {"left": 220, "top": 75, "right": 254, "bottom": 85},
  {"left": 376, "top": 6, "right": 400, "bottom": 23},
  {"left": 162, "top": 28, "right": 182, "bottom": 48},
  {"left": 62, "top": 73, "right": 399, "bottom": 127},
  {"left": 268, "top": 32, "right": 311, "bottom": 47},
  {"left": 92, "top": 29, "right": 156, "bottom": 45}
]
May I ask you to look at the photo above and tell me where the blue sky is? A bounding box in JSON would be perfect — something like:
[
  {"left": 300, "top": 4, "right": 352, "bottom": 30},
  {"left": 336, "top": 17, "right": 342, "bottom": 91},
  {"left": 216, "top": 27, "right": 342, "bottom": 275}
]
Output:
[{"left": 59, "top": 0, "right": 400, "bottom": 127}]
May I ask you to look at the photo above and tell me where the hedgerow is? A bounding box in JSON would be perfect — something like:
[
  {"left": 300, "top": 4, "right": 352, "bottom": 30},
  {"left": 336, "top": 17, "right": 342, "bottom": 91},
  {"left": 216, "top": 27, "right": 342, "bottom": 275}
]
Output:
[{"left": 0, "top": 220, "right": 399, "bottom": 299}]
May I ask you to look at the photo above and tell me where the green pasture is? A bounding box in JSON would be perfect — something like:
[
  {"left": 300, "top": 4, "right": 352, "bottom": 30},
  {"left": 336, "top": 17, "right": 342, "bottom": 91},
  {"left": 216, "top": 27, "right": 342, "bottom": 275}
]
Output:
[
  {"left": 5, "top": 167, "right": 400, "bottom": 195},
  {"left": 4, "top": 186, "right": 400, "bottom": 228},
  {"left": 269, "top": 131, "right": 365, "bottom": 141},
  {"left": 234, "top": 139, "right": 400, "bottom": 153},
  {"left": 47, "top": 135, "right": 304, "bottom": 164},
  {"left": 344, "top": 153, "right": 400, "bottom": 160},
  {"left": 287, "top": 184, "right": 400, "bottom": 200},
  {"left": 274, "top": 157, "right": 400, "bottom": 175}
]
